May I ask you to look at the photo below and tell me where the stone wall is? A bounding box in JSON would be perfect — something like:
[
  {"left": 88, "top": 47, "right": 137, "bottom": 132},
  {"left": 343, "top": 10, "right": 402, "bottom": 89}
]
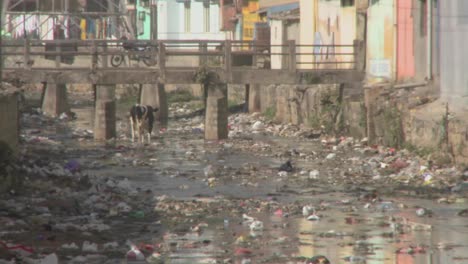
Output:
[
  {"left": 365, "top": 83, "right": 468, "bottom": 165},
  {"left": 257, "top": 84, "right": 366, "bottom": 138},
  {"left": 0, "top": 92, "right": 19, "bottom": 155}
]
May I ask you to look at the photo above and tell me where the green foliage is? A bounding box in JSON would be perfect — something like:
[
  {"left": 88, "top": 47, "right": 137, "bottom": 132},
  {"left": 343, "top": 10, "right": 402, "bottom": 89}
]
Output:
[
  {"left": 302, "top": 73, "right": 322, "bottom": 84},
  {"left": 228, "top": 99, "right": 240, "bottom": 108},
  {"left": 437, "top": 111, "right": 449, "bottom": 147},
  {"left": 308, "top": 114, "right": 321, "bottom": 129},
  {"left": 263, "top": 106, "right": 276, "bottom": 120},
  {"left": 167, "top": 90, "right": 196, "bottom": 103},
  {"left": 118, "top": 95, "right": 138, "bottom": 108},
  {"left": 193, "top": 66, "right": 219, "bottom": 86},
  {"left": 305, "top": 91, "right": 346, "bottom": 135},
  {"left": 194, "top": 67, "right": 210, "bottom": 85},
  {"left": 402, "top": 143, "right": 434, "bottom": 158}
]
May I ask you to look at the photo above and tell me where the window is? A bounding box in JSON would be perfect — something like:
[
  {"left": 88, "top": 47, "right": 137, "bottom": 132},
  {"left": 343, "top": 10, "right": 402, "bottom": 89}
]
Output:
[
  {"left": 204, "top": 2, "right": 210, "bottom": 32},
  {"left": 184, "top": 2, "right": 191, "bottom": 32},
  {"left": 140, "top": 0, "right": 150, "bottom": 7}
]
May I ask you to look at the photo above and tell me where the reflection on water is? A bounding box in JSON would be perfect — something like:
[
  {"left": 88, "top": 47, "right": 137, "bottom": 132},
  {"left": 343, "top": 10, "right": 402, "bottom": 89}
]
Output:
[
  {"left": 154, "top": 199, "right": 468, "bottom": 264},
  {"left": 164, "top": 230, "right": 222, "bottom": 264},
  {"left": 295, "top": 198, "right": 468, "bottom": 264},
  {"left": 66, "top": 106, "right": 468, "bottom": 264}
]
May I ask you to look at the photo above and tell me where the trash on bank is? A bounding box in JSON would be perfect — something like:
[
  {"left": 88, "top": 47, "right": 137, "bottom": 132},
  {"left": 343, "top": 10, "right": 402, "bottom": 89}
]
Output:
[
  {"left": 126, "top": 245, "right": 145, "bottom": 261},
  {"left": 279, "top": 160, "right": 293, "bottom": 172},
  {"left": 305, "top": 255, "right": 331, "bottom": 264}
]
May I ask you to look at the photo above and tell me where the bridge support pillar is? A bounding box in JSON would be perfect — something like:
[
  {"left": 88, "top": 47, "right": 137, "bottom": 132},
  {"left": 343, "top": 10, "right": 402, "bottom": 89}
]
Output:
[
  {"left": 94, "top": 85, "right": 116, "bottom": 141},
  {"left": 140, "top": 83, "right": 168, "bottom": 128},
  {"left": 41, "top": 83, "right": 69, "bottom": 117},
  {"left": 247, "top": 84, "right": 261, "bottom": 113},
  {"left": 205, "top": 83, "right": 228, "bottom": 140}
]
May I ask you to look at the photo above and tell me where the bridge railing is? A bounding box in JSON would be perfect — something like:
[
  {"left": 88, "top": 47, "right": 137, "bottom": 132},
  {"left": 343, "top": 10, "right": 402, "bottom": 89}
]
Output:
[{"left": 1, "top": 39, "right": 360, "bottom": 72}]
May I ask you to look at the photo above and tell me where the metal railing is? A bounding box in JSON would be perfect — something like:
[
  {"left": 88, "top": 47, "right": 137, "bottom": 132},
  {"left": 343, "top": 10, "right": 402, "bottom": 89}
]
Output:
[{"left": 1, "top": 39, "right": 360, "bottom": 72}]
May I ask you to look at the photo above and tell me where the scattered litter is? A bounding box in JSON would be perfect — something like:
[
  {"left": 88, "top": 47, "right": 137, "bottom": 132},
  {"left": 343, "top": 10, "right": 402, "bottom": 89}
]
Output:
[{"left": 279, "top": 160, "right": 293, "bottom": 172}]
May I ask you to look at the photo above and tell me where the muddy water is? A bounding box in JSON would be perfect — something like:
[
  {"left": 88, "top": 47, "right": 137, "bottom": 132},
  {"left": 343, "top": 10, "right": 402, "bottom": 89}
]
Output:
[{"left": 61, "top": 105, "right": 468, "bottom": 264}]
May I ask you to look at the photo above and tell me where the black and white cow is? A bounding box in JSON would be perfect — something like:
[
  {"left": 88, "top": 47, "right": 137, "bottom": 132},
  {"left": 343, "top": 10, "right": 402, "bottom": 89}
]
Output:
[{"left": 129, "top": 104, "right": 159, "bottom": 143}]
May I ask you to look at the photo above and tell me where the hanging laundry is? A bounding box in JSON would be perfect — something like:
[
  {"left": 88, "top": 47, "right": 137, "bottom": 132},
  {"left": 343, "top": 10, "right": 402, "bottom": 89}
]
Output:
[
  {"left": 40, "top": 16, "right": 55, "bottom": 40},
  {"left": 87, "top": 18, "right": 96, "bottom": 39},
  {"left": 80, "top": 19, "right": 87, "bottom": 39}
]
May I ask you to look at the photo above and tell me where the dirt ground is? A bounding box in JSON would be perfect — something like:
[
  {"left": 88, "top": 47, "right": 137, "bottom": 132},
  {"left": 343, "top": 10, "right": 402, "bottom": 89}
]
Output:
[{"left": 1, "top": 89, "right": 468, "bottom": 264}]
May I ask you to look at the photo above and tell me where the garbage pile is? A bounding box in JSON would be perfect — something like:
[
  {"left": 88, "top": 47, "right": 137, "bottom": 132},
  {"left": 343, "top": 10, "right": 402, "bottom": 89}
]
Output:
[
  {"left": 2, "top": 92, "right": 468, "bottom": 263},
  {"left": 0, "top": 151, "right": 160, "bottom": 263}
]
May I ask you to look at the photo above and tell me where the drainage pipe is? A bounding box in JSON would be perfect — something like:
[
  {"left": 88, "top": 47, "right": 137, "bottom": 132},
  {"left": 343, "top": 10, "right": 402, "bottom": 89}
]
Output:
[{"left": 427, "top": 0, "right": 432, "bottom": 80}]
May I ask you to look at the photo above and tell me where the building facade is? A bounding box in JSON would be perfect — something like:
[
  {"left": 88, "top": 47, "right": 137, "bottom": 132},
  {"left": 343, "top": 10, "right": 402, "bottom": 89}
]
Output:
[
  {"left": 299, "top": 0, "right": 356, "bottom": 70},
  {"left": 155, "top": 0, "right": 226, "bottom": 41}
]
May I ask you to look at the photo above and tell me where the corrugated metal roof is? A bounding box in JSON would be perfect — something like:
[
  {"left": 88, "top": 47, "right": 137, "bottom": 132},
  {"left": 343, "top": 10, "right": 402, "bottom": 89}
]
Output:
[
  {"left": 268, "top": 7, "right": 299, "bottom": 20},
  {"left": 259, "top": 0, "right": 298, "bottom": 9}
]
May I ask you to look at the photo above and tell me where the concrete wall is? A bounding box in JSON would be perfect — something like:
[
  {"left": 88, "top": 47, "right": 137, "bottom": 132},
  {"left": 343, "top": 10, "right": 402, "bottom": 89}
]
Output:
[
  {"left": 258, "top": 84, "right": 365, "bottom": 137},
  {"left": 299, "top": 0, "right": 315, "bottom": 69},
  {"left": 411, "top": 0, "right": 429, "bottom": 82},
  {"left": 299, "top": 0, "right": 355, "bottom": 70},
  {"left": 0, "top": 93, "right": 19, "bottom": 155},
  {"left": 396, "top": 0, "right": 415, "bottom": 81},
  {"left": 270, "top": 18, "right": 298, "bottom": 69},
  {"left": 270, "top": 19, "right": 284, "bottom": 69},
  {"left": 364, "top": 84, "right": 468, "bottom": 165},
  {"left": 440, "top": 0, "right": 468, "bottom": 99},
  {"left": 366, "top": 0, "right": 395, "bottom": 83},
  {"left": 396, "top": 0, "right": 432, "bottom": 83}
]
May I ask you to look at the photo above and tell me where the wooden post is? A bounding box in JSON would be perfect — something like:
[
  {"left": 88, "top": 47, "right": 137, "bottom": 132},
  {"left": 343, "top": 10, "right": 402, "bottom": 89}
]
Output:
[
  {"left": 288, "top": 40, "right": 296, "bottom": 72},
  {"left": 224, "top": 40, "right": 232, "bottom": 82},
  {"left": 23, "top": 38, "right": 31, "bottom": 70}
]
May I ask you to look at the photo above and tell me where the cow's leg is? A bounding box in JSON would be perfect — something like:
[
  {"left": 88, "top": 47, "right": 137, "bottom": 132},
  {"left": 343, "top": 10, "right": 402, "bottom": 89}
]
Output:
[
  {"left": 130, "top": 117, "right": 135, "bottom": 142},
  {"left": 138, "top": 122, "right": 144, "bottom": 144}
]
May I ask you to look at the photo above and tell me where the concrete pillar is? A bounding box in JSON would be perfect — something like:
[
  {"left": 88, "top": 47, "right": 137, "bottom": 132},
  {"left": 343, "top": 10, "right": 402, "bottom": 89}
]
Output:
[
  {"left": 94, "top": 85, "right": 116, "bottom": 140},
  {"left": 248, "top": 83, "right": 261, "bottom": 113},
  {"left": 0, "top": 93, "right": 19, "bottom": 155},
  {"left": 140, "top": 83, "right": 168, "bottom": 127},
  {"left": 41, "top": 82, "right": 69, "bottom": 117},
  {"left": 205, "top": 83, "right": 228, "bottom": 140}
]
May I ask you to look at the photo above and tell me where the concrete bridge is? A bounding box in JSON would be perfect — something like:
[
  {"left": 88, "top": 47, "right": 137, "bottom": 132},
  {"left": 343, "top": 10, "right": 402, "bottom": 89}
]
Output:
[{"left": 1, "top": 39, "right": 364, "bottom": 141}]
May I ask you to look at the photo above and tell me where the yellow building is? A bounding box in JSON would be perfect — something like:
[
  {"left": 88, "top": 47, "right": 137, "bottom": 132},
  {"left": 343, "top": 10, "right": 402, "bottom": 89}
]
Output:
[{"left": 242, "top": 0, "right": 261, "bottom": 42}]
